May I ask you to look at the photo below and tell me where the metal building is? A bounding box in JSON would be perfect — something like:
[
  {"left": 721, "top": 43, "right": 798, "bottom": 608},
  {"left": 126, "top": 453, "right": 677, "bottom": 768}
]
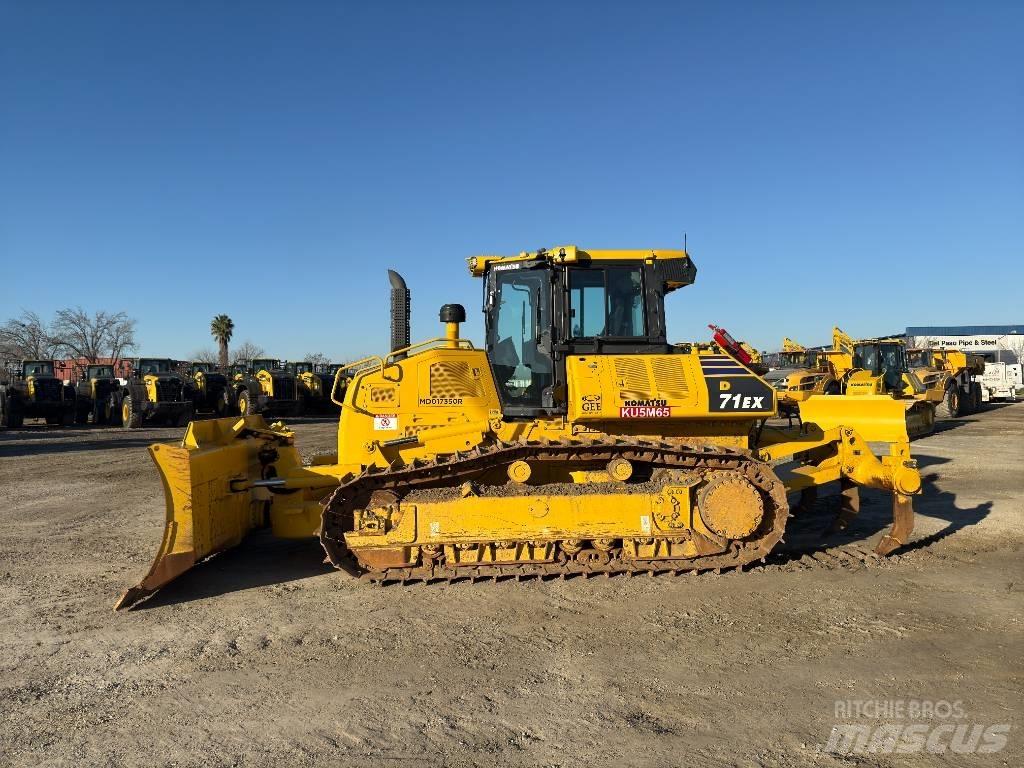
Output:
[{"left": 905, "top": 325, "right": 1024, "bottom": 363}]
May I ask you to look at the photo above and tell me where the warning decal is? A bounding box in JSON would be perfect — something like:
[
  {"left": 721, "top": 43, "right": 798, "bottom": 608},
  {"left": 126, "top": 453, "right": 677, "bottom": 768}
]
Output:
[{"left": 373, "top": 414, "right": 399, "bottom": 431}]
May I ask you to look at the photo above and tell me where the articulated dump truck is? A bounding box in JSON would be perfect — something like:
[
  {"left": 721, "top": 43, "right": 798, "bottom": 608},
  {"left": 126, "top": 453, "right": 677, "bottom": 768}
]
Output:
[{"left": 116, "top": 247, "right": 922, "bottom": 609}]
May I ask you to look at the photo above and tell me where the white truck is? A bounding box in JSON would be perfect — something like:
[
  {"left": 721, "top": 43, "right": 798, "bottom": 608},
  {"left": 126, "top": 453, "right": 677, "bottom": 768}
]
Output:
[{"left": 974, "top": 362, "right": 1022, "bottom": 402}]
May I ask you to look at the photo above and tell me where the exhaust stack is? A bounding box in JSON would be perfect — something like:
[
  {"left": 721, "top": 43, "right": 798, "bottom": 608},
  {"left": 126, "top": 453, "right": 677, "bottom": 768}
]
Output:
[{"left": 388, "top": 270, "right": 411, "bottom": 361}]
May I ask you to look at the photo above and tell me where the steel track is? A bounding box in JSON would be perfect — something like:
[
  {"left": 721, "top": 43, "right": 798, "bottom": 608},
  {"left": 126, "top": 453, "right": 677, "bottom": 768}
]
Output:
[{"left": 320, "top": 436, "right": 794, "bottom": 579}]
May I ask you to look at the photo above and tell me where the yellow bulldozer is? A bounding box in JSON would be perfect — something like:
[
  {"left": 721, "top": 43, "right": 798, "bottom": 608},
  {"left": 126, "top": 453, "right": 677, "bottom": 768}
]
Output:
[
  {"left": 831, "top": 327, "right": 937, "bottom": 437},
  {"left": 116, "top": 246, "right": 922, "bottom": 609}
]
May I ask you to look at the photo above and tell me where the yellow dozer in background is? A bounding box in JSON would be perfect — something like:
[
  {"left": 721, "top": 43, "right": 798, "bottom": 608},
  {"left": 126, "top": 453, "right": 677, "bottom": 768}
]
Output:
[
  {"left": 832, "top": 327, "right": 936, "bottom": 438},
  {"left": 116, "top": 246, "right": 922, "bottom": 609}
]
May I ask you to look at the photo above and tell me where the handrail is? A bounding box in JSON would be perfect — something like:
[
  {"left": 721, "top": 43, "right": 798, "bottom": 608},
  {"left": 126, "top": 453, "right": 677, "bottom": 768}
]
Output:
[
  {"left": 329, "top": 337, "right": 476, "bottom": 406},
  {"left": 386, "top": 337, "right": 474, "bottom": 364},
  {"left": 330, "top": 355, "right": 384, "bottom": 406}
]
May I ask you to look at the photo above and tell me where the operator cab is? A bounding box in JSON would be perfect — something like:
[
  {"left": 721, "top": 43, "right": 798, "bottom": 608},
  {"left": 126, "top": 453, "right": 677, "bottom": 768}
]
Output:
[
  {"left": 479, "top": 247, "right": 696, "bottom": 417},
  {"left": 252, "top": 359, "right": 283, "bottom": 372},
  {"left": 23, "top": 361, "right": 55, "bottom": 378},
  {"left": 907, "top": 349, "right": 933, "bottom": 368},
  {"left": 86, "top": 365, "right": 115, "bottom": 379},
  {"left": 778, "top": 350, "right": 821, "bottom": 369},
  {"left": 853, "top": 341, "right": 908, "bottom": 392},
  {"left": 137, "top": 359, "right": 172, "bottom": 376}
]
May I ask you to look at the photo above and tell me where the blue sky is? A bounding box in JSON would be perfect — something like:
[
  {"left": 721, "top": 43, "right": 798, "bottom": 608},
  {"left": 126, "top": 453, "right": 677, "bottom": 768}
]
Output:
[{"left": 2, "top": 1, "right": 1021, "bottom": 361}]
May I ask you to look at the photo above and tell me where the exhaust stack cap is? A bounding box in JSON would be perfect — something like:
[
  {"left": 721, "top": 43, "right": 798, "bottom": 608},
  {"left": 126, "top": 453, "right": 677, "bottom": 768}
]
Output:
[{"left": 439, "top": 304, "right": 466, "bottom": 323}]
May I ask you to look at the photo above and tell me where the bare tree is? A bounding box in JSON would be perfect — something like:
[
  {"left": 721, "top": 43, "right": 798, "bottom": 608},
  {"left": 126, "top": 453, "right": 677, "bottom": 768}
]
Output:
[
  {"left": 191, "top": 348, "right": 220, "bottom": 364},
  {"left": 107, "top": 313, "right": 137, "bottom": 367},
  {"left": 1002, "top": 333, "right": 1024, "bottom": 364},
  {"left": 230, "top": 340, "right": 266, "bottom": 364},
  {"left": 51, "top": 307, "right": 137, "bottom": 364},
  {"left": 0, "top": 310, "right": 60, "bottom": 361},
  {"left": 303, "top": 352, "right": 332, "bottom": 366}
]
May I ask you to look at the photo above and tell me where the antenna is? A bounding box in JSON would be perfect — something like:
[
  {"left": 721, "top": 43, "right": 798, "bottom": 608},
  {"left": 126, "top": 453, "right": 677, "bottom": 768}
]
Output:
[{"left": 683, "top": 232, "right": 687, "bottom": 252}]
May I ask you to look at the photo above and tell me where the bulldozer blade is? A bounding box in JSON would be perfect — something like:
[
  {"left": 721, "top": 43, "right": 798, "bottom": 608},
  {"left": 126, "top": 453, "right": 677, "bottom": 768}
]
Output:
[
  {"left": 875, "top": 493, "right": 915, "bottom": 556},
  {"left": 798, "top": 395, "right": 910, "bottom": 444},
  {"left": 114, "top": 416, "right": 289, "bottom": 611}
]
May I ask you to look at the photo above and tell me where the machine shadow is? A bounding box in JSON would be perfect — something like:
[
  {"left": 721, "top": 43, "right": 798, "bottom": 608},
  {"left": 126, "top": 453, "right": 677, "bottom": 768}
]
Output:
[
  {"left": 780, "top": 456, "right": 992, "bottom": 559},
  {"left": 134, "top": 531, "right": 339, "bottom": 610},
  {"left": 930, "top": 402, "right": 1013, "bottom": 436},
  {"left": 0, "top": 435, "right": 176, "bottom": 457}
]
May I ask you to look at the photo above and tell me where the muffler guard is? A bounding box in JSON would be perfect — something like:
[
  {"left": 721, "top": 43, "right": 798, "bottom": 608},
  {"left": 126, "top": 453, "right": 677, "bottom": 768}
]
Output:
[{"left": 115, "top": 416, "right": 295, "bottom": 610}]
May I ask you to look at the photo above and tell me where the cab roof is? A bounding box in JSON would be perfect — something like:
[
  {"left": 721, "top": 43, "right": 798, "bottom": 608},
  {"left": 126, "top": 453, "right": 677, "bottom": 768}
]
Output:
[{"left": 467, "top": 246, "right": 690, "bottom": 278}]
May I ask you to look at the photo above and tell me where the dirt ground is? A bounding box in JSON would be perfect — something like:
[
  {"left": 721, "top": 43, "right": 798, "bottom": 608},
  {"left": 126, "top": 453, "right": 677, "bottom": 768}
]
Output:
[{"left": 1, "top": 406, "right": 1021, "bottom": 767}]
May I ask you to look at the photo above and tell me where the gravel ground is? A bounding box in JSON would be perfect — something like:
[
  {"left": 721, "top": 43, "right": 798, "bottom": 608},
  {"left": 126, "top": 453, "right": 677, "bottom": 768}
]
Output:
[{"left": 0, "top": 408, "right": 1021, "bottom": 767}]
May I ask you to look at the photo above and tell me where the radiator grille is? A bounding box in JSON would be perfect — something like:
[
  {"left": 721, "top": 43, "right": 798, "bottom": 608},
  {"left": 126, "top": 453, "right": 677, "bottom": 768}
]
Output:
[
  {"left": 93, "top": 380, "right": 114, "bottom": 402},
  {"left": 651, "top": 358, "right": 690, "bottom": 398},
  {"left": 430, "top": 361, "right": 482, "bottom": 398},
  {"left": 613, "top": 357, "right": 691, "bottom": 400},
  {"left": 614, "top": 358, "right": 651, "bottom": 400},
  {"left": 156, "top": 379, "right": 183, "bottom": 402},
  {"left": 34, "top": 378, "right": 62, "bottom": 402}
]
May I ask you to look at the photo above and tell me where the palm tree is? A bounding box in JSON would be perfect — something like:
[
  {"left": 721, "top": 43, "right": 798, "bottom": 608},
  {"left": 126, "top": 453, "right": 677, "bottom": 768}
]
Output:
[{"left": 210, "top": 314, "right": 234, "bottom": 372}]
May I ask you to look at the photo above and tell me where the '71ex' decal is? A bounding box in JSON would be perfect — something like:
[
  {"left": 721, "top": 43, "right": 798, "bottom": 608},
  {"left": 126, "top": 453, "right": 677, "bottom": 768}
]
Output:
[
  {"left": 708, "top": 377, "right": 773, "bottom": 412},
  {"left": 719, "top": 393, "right": 765, "bottom": 409}
]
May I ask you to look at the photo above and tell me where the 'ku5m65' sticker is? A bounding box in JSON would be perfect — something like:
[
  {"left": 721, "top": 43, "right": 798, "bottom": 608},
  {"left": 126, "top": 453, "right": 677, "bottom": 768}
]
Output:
[
  {"left": 708, "top": 377, "right": 774, "bottom": 412},
  {"left": 620, "top": 399, "right": 672, "bottom": 418}
]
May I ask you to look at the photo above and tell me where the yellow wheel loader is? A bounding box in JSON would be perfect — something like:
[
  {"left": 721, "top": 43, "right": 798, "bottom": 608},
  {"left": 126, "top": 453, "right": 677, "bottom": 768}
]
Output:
[
  {"left": 317, "top": 363, "right": 344, "bottom": 413},
  {"left": 0, "top": 360, "right": 76, "bottom": 428},
  {"left": 906, "top": 348, "right": 985, "bottom": 418},
  {"left": 73, "top": 364, "right": 121, "bottom": 425},
  {"left": 188, "top": 362, "right": 230, "bottom": 417},
  {"left": 226, "top": 359, "right": 301, "bottom": 417},
  {"left": 116, "top": 246, "right": 922, "bottom": 610},
  {"left": 288, "top": 361, "right": 327, "bottom": 414},
  {"left": 110, "top": 358, "right": 194, "bottom": 429},
  {"left": 764, "top": 338, "right": 841, "bottom": 416}
]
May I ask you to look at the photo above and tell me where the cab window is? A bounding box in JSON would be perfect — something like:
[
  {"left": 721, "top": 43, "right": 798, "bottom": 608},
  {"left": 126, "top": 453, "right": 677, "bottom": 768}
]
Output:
[
  {"left": 487, "top": 268, "right": 553, "bottom": 409},
  {"left": 139, "top": 360, "right": 170, "bottom": 374},
  {"left": 23, "top": 362, "right": 54, "bottom": 377},
  {"left": 569, "top": 267, "right": 646, "bottom": 338}
]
